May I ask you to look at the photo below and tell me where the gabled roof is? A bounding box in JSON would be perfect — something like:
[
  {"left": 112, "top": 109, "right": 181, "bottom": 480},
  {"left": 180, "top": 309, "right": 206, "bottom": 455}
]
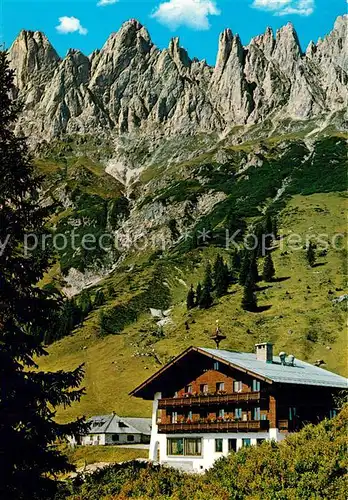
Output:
[
  {"left": 130, "top": 346, "right": 348, "bottom": 399},
  {"left": 86, "top": 414, "right": 151, "bottom": 435},
  {"left": 200, "top": 348, "right": 348, "bottom": 389}
]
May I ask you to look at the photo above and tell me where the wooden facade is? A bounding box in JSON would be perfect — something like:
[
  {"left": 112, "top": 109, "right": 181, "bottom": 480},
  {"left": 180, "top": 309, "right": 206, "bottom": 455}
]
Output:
[
  {"left": 131, "top": 344, "right": 346, "bottom": 471},
  {"left": 137, "top": 349, "right": 338, "bottom": 434}
]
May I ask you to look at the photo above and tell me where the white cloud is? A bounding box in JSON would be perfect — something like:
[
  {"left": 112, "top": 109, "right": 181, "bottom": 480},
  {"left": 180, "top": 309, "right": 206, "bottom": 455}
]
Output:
[
  {"left": 56, "top": 16, "right": 88, "bottom": 35},
  {"left": 97, "top": 0, "right": 119, "bottom": 6},
  {"left": 152, "top": 0, "right": 220, "bottom": 30},
  {"left": 252, "top": 0, "right": 314, "bottom": 16}
]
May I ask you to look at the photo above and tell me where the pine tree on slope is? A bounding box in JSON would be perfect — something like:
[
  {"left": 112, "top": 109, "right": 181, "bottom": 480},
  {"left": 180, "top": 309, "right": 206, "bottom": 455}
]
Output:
[
  {"left": 241, "top": 274, "right": 258, "bottom": 312},
  {"left": 263, "top": 253, "right": 276, "bottom": 282},
  {"left": 195, "top": 282, "right": 202, "bottom": 306},
  {"left": 0, "top": 52, "right": 87, "bottom": 500},
  {"left": 199, "top": 263, "right": 213, "bottom": 309},
  {"left": 213, "top": 254, "right": 229, "bottom": 297},
  {"left": 186, "top": 285, "right": 195, "bottom": 310},
  {"left": 306, "top": 241, "right": 316, "bottom": 267}
]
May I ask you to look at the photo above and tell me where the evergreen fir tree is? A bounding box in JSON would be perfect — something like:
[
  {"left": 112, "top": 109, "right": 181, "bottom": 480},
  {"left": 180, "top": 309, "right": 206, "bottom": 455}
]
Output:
[
  {"left": 272, "top": 217, "right": 278, "bottom": 239},
  {"left": 250, "top": 254, "right": 259, "bottom": 283},
  {"left": 199, "top": 263, "right": 213, "bottom": 309},
  {"left": 254, "top": 223, "right": 265, "bottom": 257},
  {"left": 239, "top": 251, "right": 250, "bottom": 286},
  {"left": 98, "top": 310, "right": 109, "bottom": 337},
  {"left": 213, "top": 255, "right": 229, "bottom": 297},
  {"left": 58, "top": 298, "right": 79, "bottom": 339},
  {"left": 94, "top": 289, "right": 105, "bottom": 308},
  {"left": 203, "top": 262, "right": 213, "bottom": 290},
  {"left": 263, "top": 253, "right": 276, "bottom": 282},
  {"left": 107, "top": 284, "right": 116, "bottom": 299},
  {"left": 262, "top": 214, "right": 274, "bottom": 253},
  {"left": 79, "top": 289, "right": 92, "bottom": 317},
  {"left": 0, "top": 51, "right": 86, "bottom": 500},
  {"left": 265, "top": 213, "right": 273, "bottom": 235},
  {"left": 195, "top": 282, "right": 202, "bottom": 306},
  {"left": 186, "top": 285, "right": 195, "bottom": 310},
  {"left": 231, "top": 251, "right": 241, "bottom": 273},
  {"left": 306, "top": 241, "right": 316, "bottom": 267},
  {"left": 241, "top": 274, "right": 258, "bottom": 312},
  {"left": 199, "top": 286, "right": 213, "bottom": 309}
]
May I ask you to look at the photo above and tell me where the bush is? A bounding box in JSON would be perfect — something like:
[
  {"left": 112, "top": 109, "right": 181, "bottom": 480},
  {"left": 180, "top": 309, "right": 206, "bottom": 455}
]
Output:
[{"left": 61, "top": 408, "right": 348, "bottom": 500}]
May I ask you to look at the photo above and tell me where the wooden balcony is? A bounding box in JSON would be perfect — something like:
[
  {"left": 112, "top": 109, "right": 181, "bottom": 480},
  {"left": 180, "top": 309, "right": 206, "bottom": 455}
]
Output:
[
  {"left": 158, "top": 392, "right": 262, "bottom": 409},
  {"left": 158, "top": 419, "right": 269, "bottom": 434}
]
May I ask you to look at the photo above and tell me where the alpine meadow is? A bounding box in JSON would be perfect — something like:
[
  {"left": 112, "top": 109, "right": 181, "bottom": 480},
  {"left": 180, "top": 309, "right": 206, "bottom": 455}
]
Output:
[{"left": 1, "top": 8, "right": 347, "bottom": 500}]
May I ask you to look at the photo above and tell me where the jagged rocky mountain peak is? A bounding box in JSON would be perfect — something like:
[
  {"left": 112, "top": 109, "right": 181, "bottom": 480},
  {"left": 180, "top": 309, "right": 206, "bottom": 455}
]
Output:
[{"left": 8, "top": 15, "right": 348, "bottom": 141}]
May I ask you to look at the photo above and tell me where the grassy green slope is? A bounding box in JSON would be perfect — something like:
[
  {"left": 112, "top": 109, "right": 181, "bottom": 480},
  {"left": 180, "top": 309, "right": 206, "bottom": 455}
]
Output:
[{"left": 39, "top": 191, "right": 347, "bottom": 423}]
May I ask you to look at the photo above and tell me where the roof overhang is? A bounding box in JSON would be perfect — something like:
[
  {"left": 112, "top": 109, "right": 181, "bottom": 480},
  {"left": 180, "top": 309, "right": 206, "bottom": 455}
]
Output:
[{"left": 129, "top": 346, "right": 273, "bottom": 400}]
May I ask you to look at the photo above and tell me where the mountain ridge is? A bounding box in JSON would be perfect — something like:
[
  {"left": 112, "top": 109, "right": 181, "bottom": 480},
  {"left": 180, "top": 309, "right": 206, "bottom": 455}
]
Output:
[{"left": 9, "top": 15, "right": 347, "bottom": 143}]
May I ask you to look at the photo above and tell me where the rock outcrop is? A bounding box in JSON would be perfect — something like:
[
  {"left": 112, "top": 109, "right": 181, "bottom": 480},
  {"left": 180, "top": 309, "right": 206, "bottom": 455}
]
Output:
[{"left": 9, "top": 16, "right": 348, "bottom": 142}]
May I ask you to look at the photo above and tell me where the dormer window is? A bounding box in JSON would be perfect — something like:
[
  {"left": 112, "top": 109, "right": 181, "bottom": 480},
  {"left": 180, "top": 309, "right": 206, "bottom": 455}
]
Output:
[{"left": 213, "top": 361, "right": 219, "bottom": 370}]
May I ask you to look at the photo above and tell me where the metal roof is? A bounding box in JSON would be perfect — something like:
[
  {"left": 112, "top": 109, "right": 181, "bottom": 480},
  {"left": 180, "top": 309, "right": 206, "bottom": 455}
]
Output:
[
  {"left": 87, "top": 414, "right": 151, "bottom": 435},
  {"left": 200, "top": 348, "right": 348, "bottom": 389}
]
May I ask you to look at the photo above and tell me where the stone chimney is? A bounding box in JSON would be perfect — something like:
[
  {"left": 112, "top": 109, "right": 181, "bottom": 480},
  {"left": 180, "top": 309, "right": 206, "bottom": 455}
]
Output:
[{"left": 255, "top": 342, "right": 273, "bottom": 363}]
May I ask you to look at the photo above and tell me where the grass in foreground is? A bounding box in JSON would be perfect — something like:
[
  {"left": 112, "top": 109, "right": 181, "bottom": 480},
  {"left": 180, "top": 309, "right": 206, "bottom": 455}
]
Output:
[{"left": 62, "top": 445, "right": 148, "bottom": 468}]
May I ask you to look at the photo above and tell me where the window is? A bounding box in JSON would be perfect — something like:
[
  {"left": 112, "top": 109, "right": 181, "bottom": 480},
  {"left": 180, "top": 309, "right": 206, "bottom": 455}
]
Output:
[
  {"left": 213, "top": 361, "right": 219, "bottom": 370},
  {"left": 257, "top": 439, "right": 265, "bottom": 446},
  {"left": 329, "top": 409, "right": 337, "bottom": 418},
  {"left": 218, "top": 409, "right": 225, "bottom": 418},
  {"left": 233, "top": 381, "right": 242, "bottom": 393},
  {"left": 127, "top": 435, "right": 135, "bottom": 442},
  {"left": 242, "top": 438, "right": 251, "bottom": 447},
  {"left": 200, "top": 384, "right": 208, "bottom": 394},
  {"left": 187, "top": 410, "right": 193, "bottom": 421},
  {"left": 184, "top": 438, "right": 202, "bottom": 456},
  {"left": 261, "top": 413, "right": 267, "bottom": 421},
  {"left": 228, "top": 439, "right": 237, "bottom": 452},
  {"left": 235, "top": 408, "right": 242, "bottom": 419},
  {"left": 253, "top": 407, "right": 261, "bottom": 421},
  {"left": 167, "top": 438, "right": 201, "bottom": 456},
  {"left": 252, "top": 379, "right": 261, "bottom": 392},
  {"left": 171, "top": 411, "right": 178, "bottom": 424},
  {"left": 216, "top": 382, "right": 225, "bottom": 392},
  {"left": 289, "top": 407, "right": 297, "bottom": 421},
  {"left": 112, "top": 434, "right": 119, "bottom": 442},
  {"left": 167, "top": 438, "right": 184, "bottom": 455},
  {"left": 215, "top": 438, "right": 223, "bottom": 453},
  {"left": 174, "top": 391, "right": 178, "bottom": 398},
  {"left": 119, "top": 422, "right": 128, "bottom": 428},
  {"left": 185, "top": 385, "right": 193, "bottom": 394}
]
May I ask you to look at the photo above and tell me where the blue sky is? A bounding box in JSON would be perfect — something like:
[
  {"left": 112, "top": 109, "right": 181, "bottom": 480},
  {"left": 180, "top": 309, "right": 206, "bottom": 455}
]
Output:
[{"left": 1, "top": 0, "right": 346, "bottom": 65}]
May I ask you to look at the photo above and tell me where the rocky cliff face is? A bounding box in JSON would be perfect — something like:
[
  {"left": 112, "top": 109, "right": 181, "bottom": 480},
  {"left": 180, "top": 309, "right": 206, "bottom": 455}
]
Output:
[{"left": 9, "top": 16, "right": 347, "bottom": 142}]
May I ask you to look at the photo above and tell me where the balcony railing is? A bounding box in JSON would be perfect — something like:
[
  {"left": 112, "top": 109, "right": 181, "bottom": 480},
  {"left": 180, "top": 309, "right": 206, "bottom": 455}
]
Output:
[
  {"left": 158, "top": 392, "right": 261, "bottom": 409},
  {"left": 158, "top": 420, "right": 269, "bottom": 434}
]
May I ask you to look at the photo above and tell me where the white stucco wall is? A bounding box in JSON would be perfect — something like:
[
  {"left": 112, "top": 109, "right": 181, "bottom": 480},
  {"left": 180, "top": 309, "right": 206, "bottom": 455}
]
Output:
[
  {"left": 81, "top": 432, "right": 143, "bottom": 446},
  {"left": 153, "top": 432, "right": 272, "bottom": 472},
  {"left": 149, "top": 392, "right": 288, "bottom": 471},
  {"left": 81, "top": 433, "right": 106, "bottom": 446}
]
